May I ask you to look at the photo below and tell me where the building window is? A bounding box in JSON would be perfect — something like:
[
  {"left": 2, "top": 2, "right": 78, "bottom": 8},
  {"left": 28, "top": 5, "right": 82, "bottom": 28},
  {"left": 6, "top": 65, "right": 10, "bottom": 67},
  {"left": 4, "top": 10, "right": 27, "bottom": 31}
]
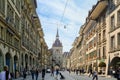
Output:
[
  {"left": 111, "top": 15, "right": 115, "bottom": 31},
  {"left": 99, "top": 33, "right": 101, "bottom": 42},
  {"left": 14, "top": 38, "right": 19, "bottom": 49},
  {"left": 117, "top": 10, "right": 120, "bottom": 26},
  {"left": 7, "top": 3, "right": 14, "bottom": 25},
  {"left": 118, "top": 33, "right": 120, "bottom": 46},
  {"left": 110, "top": 0, "right": 115, "bottom": 9},
  {"left": 0, "top": 0, "right": 5, "bottom": 15},
  {"left": 6, "top": 30, "right": 13, "bottom": 45},
  {"left": 111, "top": 36, "right": 115, "bottom": 49},
  {"left": 16, "top": 0, "right": 21, "bottom": 12},
  {"left": 0, "top": 26, "right": 4, "bottom": 40},
  {"left": 103, "top": 30, "right": 106, "bottom": 39},
  {"left": 103, "top": 46, "right": 106, "bottom": 58},
  {"left": 15, "top": 14, "right": 19, "bottom": 32},
  {"left": 98, "top": 48, "right": 101, "bottom": 59}
]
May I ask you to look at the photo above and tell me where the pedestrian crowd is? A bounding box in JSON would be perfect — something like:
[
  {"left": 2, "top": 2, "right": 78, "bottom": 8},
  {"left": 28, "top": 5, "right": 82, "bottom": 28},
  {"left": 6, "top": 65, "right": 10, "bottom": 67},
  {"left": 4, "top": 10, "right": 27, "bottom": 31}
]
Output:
[
  {"left": 0, "top": 65, "right": 65, "bottom": 80},
  {"left": 0, "top": 65, "right": 120, "bottom": 80}
]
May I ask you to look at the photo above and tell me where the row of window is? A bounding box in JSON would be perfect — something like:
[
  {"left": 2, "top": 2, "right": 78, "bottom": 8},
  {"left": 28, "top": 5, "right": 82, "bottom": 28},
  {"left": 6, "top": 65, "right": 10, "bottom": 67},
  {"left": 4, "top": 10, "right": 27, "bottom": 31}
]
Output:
[
  {"left": 110, "top": 9, "right": 120, "bottom": 31},
  {"left": 98, "top": 46, "right": 106, "bottom": 59},
  {"left": 111, "top": 33, "right": 120, "bottom": 49},
  {"left": 0, "top": 26, "right": 20, "bottom": 49}
]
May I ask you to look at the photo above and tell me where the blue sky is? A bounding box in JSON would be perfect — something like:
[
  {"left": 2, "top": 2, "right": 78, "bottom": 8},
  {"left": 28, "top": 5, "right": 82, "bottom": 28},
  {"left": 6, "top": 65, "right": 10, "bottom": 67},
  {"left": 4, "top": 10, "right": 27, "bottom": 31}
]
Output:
[{"left": 36, "top": 0, "right": 97, "bottom": 52}]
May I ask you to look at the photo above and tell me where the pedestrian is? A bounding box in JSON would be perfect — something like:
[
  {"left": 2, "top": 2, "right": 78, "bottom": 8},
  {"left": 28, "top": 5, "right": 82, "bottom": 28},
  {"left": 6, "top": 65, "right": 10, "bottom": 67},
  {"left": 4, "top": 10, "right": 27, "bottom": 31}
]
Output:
[
  {"left": 116, "top": 67, "right": 120, "bottom": 80},
  {"left": 79, "top": 69, "right": 82, "bottom": 75},
  {"left": 55, "top": 68, "right": 59, "bottom": 79},
  {"left": 35, "top": 68, "right": 39, "bottom": 80},
  {"left": 92, "top": 70, "right": 98, "bottom": 80},
  {"left": 23, "top": 68, "right": 27, "bottom": 79},
  {"left": 0, "top": 66, "right": 11, "bottom": 80},
  {"left": 51, "top": 66, "right": 54, "bottom": 76},
  {"left": 42, "top": 68, "right": 46, "bottom": 80},
  {"left": 89, "top": 68, "right": 93, "bottom": 77},
  {"left": 30, "top": 68, "right": 35, "bottom": 80}
]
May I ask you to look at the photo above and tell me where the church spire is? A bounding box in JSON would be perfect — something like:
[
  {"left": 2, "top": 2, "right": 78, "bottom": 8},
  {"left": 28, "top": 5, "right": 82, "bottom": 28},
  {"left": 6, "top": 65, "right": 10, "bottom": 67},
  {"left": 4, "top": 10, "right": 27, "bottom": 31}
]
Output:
[{"left": 56, "top": 28, "right": 59, "bottom": 39}]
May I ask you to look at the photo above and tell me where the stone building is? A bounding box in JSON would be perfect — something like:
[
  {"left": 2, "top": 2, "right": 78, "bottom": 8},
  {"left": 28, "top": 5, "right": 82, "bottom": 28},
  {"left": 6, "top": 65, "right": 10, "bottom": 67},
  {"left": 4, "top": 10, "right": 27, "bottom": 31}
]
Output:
[
  {"left": 69, "top": 0, "right": 120, "bottom": 76},
  {"left": 63, "top": 52, "right": 69, "bottom": 70},
  {"left": 106, "top": 0, "right": 120, "bottom": 75},
  {"left": 0, "top": 0, "right": 47, "bottom": 77},
  {"left": 51, "top": 29, "right": 63, "bottom": 68}
]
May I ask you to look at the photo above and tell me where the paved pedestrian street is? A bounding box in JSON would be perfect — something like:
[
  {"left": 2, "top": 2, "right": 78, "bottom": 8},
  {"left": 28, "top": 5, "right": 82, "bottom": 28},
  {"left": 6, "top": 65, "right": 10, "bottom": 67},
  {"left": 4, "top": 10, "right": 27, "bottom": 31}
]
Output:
[{"left": 13, "top": 71, "right": 116, "bottom": 80}]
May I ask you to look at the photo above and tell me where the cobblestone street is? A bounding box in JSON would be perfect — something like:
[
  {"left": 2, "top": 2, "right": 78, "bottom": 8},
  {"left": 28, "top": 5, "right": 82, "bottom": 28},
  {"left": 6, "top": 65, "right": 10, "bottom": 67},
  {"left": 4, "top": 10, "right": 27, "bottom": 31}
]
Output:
[{"left": 13, "top": 71, "right": 116, "bottom": 80}]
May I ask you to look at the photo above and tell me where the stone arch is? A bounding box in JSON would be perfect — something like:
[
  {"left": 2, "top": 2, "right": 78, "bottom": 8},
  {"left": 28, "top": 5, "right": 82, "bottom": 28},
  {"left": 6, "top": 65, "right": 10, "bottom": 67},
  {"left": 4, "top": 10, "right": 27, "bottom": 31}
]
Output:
[
  {"left": 25, "top": 54, "right": 28, "bottom": 70},
  {"left": 99, "top": 62, "right": 106, "bottom": 67},
  {"left": 110, "top": 57, "right": 120, "bottom": 69},
  {"left": 5, "top": 52, "right": 12, "bottom": 70},
  {"left": 14, "top": 55, "right": 18, "bottom": 70}
]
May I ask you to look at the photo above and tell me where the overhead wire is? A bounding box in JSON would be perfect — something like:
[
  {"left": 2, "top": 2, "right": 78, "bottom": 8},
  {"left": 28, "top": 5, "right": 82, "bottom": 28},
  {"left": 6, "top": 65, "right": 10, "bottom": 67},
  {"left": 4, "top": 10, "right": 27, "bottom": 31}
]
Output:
[{"left": 60, "top": 0, "right": 69, "bottom": 23}]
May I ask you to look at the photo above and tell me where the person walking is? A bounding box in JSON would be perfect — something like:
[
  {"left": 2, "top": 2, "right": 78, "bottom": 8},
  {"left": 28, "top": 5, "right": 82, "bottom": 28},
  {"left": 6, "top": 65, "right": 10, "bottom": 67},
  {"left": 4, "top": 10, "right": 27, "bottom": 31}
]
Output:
[
  {"left": 55, "top": 68, "right": 59, "bottom": 80},
  {"left": 92, "top": 70, "right": 98, "bottom": 80},
  {"left": 116, "top": 67, "right": 120, "bottom": 80},
  {"left": 51, "top": 66, "right": 54, "bottom": 76},
  {"left": 23, "top": 68, "right": 27, "bottom": 80},
  {"left": 89, "top": 68, "right": 93, "bottom": 77},
  {"left": 42, "top": 68, "right": 46, "bottom": 80},
  {"left": 0, "top": 66, "right": 11, "bottom": 80},
  {"left": 35, "top": 68, "right": 39, "bottom": 80},
  {"left": 30, "top": 68, "right": 35, "bottom": 80}
]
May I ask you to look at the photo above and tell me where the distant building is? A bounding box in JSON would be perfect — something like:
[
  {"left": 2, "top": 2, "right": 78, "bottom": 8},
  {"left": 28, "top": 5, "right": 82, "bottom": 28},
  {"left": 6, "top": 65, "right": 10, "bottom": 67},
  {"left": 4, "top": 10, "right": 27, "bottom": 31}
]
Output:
[{"left": 51, "top": 29, "right": 63, "bottom": 68}]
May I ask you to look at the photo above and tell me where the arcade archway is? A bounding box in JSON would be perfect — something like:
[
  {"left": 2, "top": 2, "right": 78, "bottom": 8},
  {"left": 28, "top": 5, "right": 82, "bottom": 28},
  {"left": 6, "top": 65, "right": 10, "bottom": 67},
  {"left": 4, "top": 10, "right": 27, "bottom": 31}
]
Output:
[
  {"left": 25, "top": 54, "right": 28, "bottom": 70},
  {"left": 5, "top": 52, "right": 12, "bottom": 71},
  {"left": 14, "top": 55, "right": 18, "bottom": 70},
  {"left": 110, "top": 57, "right": 120, "bottom": 69}
]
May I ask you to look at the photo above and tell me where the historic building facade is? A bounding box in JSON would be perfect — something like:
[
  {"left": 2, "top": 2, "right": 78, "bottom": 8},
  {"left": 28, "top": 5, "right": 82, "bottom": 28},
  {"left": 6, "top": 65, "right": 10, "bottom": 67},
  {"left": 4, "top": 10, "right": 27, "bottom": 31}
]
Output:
[
  {"left": 69, "top": 0, "right": 120, "bottom": 76},
  {"left": 106, "top": 0, "right": 120, "bottom": 75},
  {"left": 51, "top": 29, "right": 63, "bottom": 68},
  {"left": 0, "top": 0, "right": 47, "bottom": 77}
]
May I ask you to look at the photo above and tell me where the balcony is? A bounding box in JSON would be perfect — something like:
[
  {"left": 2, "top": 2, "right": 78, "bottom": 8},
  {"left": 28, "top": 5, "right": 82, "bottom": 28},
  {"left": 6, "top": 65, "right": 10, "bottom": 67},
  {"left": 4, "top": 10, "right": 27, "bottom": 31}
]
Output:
[{"left": 89, "top": 0, "right": 108, "bottom": 20}]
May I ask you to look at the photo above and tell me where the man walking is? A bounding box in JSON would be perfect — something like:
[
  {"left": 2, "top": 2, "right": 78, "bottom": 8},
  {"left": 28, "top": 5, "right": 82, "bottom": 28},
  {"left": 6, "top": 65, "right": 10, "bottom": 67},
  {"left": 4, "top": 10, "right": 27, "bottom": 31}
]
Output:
[
  {"left": 42, "top": 68, "right": 46, "bottom": 80},
  {"left": 89, "top": 68, "right": 93, "bottom": 77},
  {"left": 0, "top": 66, "right": 11, "bottom": 80},
  {"left": 30, "top": 68, "right": 35, "bottom": 80}
]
